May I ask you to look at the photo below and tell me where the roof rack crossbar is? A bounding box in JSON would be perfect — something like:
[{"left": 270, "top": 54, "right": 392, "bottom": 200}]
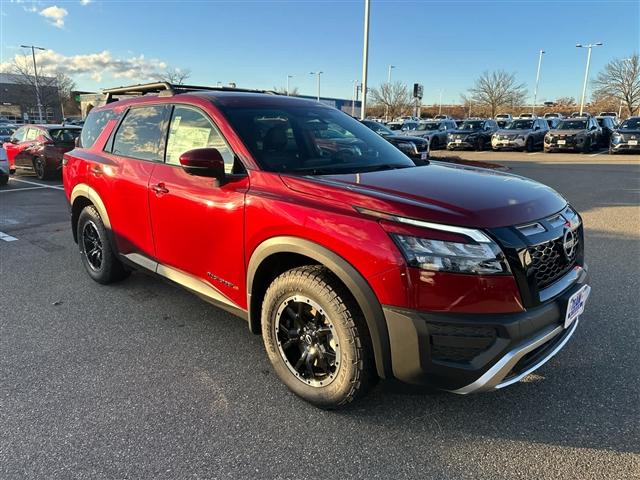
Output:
[{"left": 103, "top": 82, "right": 279, "bottom": 103}]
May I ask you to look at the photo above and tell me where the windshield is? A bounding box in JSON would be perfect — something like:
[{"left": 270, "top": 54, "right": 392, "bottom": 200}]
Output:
[
  {"left": 505, "top": 120, "right": 534, "bottom": 130},
  {"left": 0, "top": 127, "right": 15, "bottom": 136},
  {"left": 417, "top": 122, "right": 440, "bottom": 131},
  {"left": 557, "top": 120, "right": 587, "bottom": 130},
  {"left": 362, "top": 120, "right": 393, "bottom": 135},
  {"left": 220, "top": 104, "right": 415, "bottom": 174},
  {"left": 47, "top": 128, "right": 81, "bottom": 143},
  {"left": 496, "top": 115, "right": 509, "bottom": 119},
  {"left": 387, "top": 123, "right": 403, "bottom": 131},
  {"left": 620, "top": 118, "right": 640, "bottom": 129},
  {"left": 459, "top": 121, "right": 484, "bottom": 130}
]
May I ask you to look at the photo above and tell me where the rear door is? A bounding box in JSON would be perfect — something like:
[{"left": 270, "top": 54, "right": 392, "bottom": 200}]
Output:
[
  {"left": 148, "top": 104, "right": 249, "bottom": 307},
  {"left": 101, "top": 104, "right": 171, "bottom": 257},
  {"left": 13, "top": 127, "right": 40, "bottom": 169}
]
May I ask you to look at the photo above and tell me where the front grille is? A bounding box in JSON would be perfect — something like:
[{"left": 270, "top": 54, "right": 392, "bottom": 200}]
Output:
[
  {"left": 428, "top": 323, "right": 496, "bottom": 363},
  {"left": 528, "top": 234, "right": 579, "bottom": 288}
]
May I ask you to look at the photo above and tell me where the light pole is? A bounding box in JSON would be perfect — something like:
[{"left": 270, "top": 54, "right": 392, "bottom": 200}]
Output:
[
  {"left": 576, "top": 42, "right": 603, "bottom": 115},
  {"left": 360, "top": 0, "right": 370, "bottom": 120},
  {"left": 532, "top": 49, "right": 545, "bottom": 114},
  {"left": 387, "top": 64, "right": 395, "bottom": 84},
  {"left": 352, "top": 80, "right": 359, "bottom": 116},
  {"left": 286, "top": 75, "right": 293, "bottom": 96},
  {"left": 438, "top": 90, "right": 443, "bottom": 115},
  {"left": 385, "top": 65, "right": 396, "bottom": 122},
  {"left": 21, "top": 44, "right": 46, "bottom": 123},
  {"left": 310, "top": 71, "right": 323, "bottom": 101}
]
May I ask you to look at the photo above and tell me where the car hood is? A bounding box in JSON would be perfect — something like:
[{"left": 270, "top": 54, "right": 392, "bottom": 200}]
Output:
[
  {"left": 550, "top": 129, "right": 586, "bottom": 135},
  {"left": 497, "top": 129, "right": 533, "bottom": 135},
  {"left": 451, "top": 129, "right": 482, "bottom": 135},
  {"left": 388, "top": 134, "right": 428, "bottom": 144},
  {"left": 281, "top": 161, "right": 567, "bottom": 228},
  {"left": 617, "top": 129, "right": 640, "bottom": 135}
]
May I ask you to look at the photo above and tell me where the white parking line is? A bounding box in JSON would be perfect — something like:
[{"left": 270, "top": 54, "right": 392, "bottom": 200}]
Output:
[
  {"left": 9, "top": 178, "right": 64, "bottom": 190},
  {"left": 0, "top": 231, "right": 18, "bottom": 242},
  {"left": 0, "top": 186, "right": 48, "bottom": 193},
  {"left": 527, "top": 152, "right": 540, "bottom": 156},
  {"left": 589, "top": 150, "right": 608, "bottom": 157}
]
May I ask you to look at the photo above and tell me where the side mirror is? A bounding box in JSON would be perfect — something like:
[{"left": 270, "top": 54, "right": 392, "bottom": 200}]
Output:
[
  {"left": 179, "top": 148, "right": 226, "bottom": 182},
  {"left": 533, "top": 125, "right": 540, "bottom": 131}
]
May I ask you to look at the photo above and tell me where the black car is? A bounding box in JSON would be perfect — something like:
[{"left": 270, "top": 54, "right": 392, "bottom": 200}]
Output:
[
  {"left": 544, "top": 117, "right": 602, "bottom": 153},
  {"left": 361, "top": 120, "right": 430, "bottom": 163},
  {"left": 609, "top": 116, "right": 640, "bottom": 154},
  {"left": 596, "top": 116, "right": 618, "bottom": 146},
  {"left": 447, "top": 119, "right": 499, "bottom": 151}
]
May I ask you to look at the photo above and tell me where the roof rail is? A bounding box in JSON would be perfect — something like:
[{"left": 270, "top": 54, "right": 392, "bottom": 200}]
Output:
[{"left": 103, "top": 82, "right": 280, "bottom": 104}]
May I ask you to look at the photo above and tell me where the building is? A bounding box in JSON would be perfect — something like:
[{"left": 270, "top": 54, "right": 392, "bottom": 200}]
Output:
[{"left": 0, "top": 73, "right": 63, "bottom": 123}]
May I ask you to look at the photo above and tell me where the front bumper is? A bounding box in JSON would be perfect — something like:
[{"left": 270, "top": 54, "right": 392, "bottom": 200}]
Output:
[
  {"left": 492, "top": 137, "right": 525, "bottom": 150},
  {"left": 610, "top": 142, "right": 640, "bottom": 153},
  {"left": 447, "top": 138, "right": 477, "bottom": 150},
  {"left": 382, "top": 267, "right": 589, "bottom": 392}
]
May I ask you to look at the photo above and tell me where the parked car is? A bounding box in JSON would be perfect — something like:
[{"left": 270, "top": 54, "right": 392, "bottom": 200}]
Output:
[
  {"left": 64, "top": 83, "right": 589, "bottom": 408},
  {"left": 4, "top": 124, "right": 81, "bottom": 179},
  {"left": 495, "top": 113, "right": 513, "bottom": 123},
  {"left": 517, "top": 113, "right": 538, "bottom": 119},
  {"left": 360, "top": 120, "right": 429, "bottom": 162},
  {"left": 409, "top": 119, "right": 457, "bottom": 149},
  {"left": 0, "top": 146, "right": 9, "bottom": 186},
  {"left": 546, "top": 118, "right": 561, "bottom": 129},
  {"left": 609, "top": 116, "right": 640, "bottom": 154},
  {"left": 570, "top": 112, "right": 592, "bottom": 118},
  {"left": 447, "top": 118, "right": 499, "bottom": 150},
  {"left": 387, "top": 120, "right": 418, "bottom": 132},
  {"left": 433, "top": 114, "right": 452, "bottom": 120},
  {"left": 454, "top": 119, "right": 465, "bottom": 128},
  {"left": 598, "top": 112, "right": 618, "bottom": 118},
  {"left": 544, "top": 113, "right": 564, "bottom": 119},
  {"left": 0, "top": 125, "right": 16, "bottom": 145},
  {"left": 596, "top": 116, "right": 618, "bottom": 146},
  {"left": 544, "top": 116, "right": 601, "bottom": 153},
  {"left": 491, "top": 117, "right": 549, "bottom": 152}
]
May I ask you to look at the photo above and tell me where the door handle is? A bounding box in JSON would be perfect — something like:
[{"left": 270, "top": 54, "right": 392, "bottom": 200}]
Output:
[
  {"left": 90, "top": 165, "right": 103, "bottom": 176},
  {"left": 151, "top": 183, "right": 169, "bottom": 195}
]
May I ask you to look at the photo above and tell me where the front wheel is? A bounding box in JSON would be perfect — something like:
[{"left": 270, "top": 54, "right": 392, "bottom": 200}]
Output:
[
  {"left": 261, "top": 266, "right": 377, "bottom": 408},
  {"left": 476, "top": 138, "right": 486, "bottom": 151},
  {"left": 33, "top": 157, "right": 54, "bottom": 180},
  {"left": 77, "top": 205, "right": 130, "bottom": 284},
  {"left": 525, "top": 137, "right": 534, "bottom": 152},
  {"left": 581, "top": 138, "right": 592, "bottom": 153}
]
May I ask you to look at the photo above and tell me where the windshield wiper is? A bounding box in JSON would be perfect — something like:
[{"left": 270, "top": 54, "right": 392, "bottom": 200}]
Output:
[{"left": 352, "top": 163, "right": 414, "bottom": 173}]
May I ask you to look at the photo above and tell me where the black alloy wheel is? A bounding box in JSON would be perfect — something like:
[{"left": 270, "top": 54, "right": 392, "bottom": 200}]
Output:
[
  {"left": 82, "top": 220, "right": 103, "bottom": 271},
  {"left": 33, "top": 157, "right": 46, "bottom": 180}
]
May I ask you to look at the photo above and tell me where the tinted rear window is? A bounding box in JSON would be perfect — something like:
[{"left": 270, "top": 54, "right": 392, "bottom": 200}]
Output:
[{"left": 80, "top": 109, "right": 119, "bottom": 148}]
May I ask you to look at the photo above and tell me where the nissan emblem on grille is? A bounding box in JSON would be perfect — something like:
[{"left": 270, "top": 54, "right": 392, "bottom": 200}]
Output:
[{"left": 563, "top": 228, "right": 576, "bottom": 259}]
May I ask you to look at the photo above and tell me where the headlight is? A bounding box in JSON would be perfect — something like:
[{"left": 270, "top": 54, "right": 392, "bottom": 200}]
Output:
[
  {"left": 397, "top": 141, "right": 418, "bottom": 155},
  {"left": 516, "top": 135, "right": 525, "bottom": 140},
  {"left": 544, "top": 134, "right": 553, "bottom": 143},
  {"left": 611, "top": 133, "right": 622, "bottom": 143},
  {"left": 391, "top": 233, "right": 510, "bottom": 275}
]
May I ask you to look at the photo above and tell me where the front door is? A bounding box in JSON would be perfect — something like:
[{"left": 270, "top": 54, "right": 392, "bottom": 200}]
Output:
[{"left": 148, "top": 104, "right": 249, "bottom": 308}]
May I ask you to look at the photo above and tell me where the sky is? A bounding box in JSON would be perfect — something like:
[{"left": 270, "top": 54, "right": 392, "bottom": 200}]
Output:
[{"left": 1, "top": 0, "right": 638, "bottom": 105}]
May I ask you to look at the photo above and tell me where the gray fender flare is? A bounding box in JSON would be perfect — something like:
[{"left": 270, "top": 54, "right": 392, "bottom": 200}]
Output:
[{"left": 246, "top": 236, "right": 392, "bottom": 379}]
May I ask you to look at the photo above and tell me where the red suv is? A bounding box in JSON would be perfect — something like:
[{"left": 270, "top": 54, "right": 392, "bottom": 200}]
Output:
[
  {"left": 63, "top": 83, "right": 590, "bottom": 408},
  {"left": 5, "top": 124, "right": 81, "bottom": 179}
]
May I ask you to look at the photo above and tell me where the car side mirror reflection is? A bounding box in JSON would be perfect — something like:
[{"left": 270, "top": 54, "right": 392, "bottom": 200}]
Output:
[{"left": 179, "top": 148, "right": 226, "bottom": 183}]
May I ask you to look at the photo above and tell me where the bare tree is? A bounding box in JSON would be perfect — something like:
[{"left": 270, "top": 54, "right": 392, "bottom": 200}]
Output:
[
  {"left": 158, "top": 67, "right": 191, "bottom": 85},
  {"left": 465, "top": 70, "right": 527, "bottom": 118},
  {"left": 370, "top": 82, "right": 413, "bottom": 120},
  {"left": 592, "top": 53, "right": 640, "bottom": 117}
]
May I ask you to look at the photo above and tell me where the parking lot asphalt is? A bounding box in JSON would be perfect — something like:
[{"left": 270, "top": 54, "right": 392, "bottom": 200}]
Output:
[{"left": 1, "top": 153, "right": 639, "bottom": 479}]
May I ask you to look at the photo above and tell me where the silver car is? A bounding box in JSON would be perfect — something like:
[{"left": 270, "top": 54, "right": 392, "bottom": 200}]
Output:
[
  {"left": 492, "top": 118, "right": 549, "bottom": 151},
  {"left": 408, "top": 119, "right": 457, "bottom": 149}
]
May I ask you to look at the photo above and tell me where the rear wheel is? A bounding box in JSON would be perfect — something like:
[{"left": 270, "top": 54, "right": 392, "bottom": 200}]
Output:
[
  {"left": 77, "top": 205, "right": 129, "bottom": 284},
  {"left": 525, "top": 137, "right": 534, "bottom": 152},
  {"left": 581, "top": 138, "right": 592, "bottom": 153},
  {"left": 477, "top": 138, "right": 486, "bottom": 151},
  {"left": 33, "top": 157, "right": 54, "bottom": 180},
  {"left": 0, "top": 174, "right": 8, "bottom": 186},
  {"left": 261, "top": 265, "right": 377, "bottom": 408}
]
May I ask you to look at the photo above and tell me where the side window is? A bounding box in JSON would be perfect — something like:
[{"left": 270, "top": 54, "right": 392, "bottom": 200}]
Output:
[
  {"left": 165, "top": 106, "right": 236, "bottom": 173},
  {"left": 81, "top": 109, "right": 119, "bottom": 148},
  {"left": 25, "top": 128, "right": 39, "bottom": 141},
  {"left": 112, "top": 105, "right": 169, "bottom": 161},
  {"left": 11, "top": 127, "right": 26, "bottom": 142}
]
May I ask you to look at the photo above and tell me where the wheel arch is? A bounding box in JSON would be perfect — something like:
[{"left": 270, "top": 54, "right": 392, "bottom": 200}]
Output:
[
  {"left": 70, "top": 184, "right": 112, "bottom": 244},
  {"left": 247, "top": 236, "right": 392, "bottom": 379}
]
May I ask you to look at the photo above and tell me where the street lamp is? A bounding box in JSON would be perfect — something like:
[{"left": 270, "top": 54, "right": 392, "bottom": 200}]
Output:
[
  {"left": 286, "top": 74, "right": 293, "bottom": 96},
  {"left": 21, "top": 44, "right": 46, "bottom": 123},
  {"left": 310, "top": 71, "right": 323, "bottom": 101},
  {"left": 352, "top": 80, "right": 359, "bottom": 116},
  {"left": 360, "top": 0, "right": 370, "bottom": 120},
  {"left": 438, "top": 90, "right": 443, "bottom": 115},
  {"left": 387, "top": 64, "right": 395, "bottom": 84},
  {"left": 532, "top": 49, "right": 545, "bottom": 114},
  {"left": 385, "top": 65, "right": 396, "bottom": 122},
  {"left": 576, "top": 42, "right": 603, "bottom": 115}
]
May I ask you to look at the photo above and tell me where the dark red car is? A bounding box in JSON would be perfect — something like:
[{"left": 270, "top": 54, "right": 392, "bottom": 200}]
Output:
[
  {"left": 63, "top": 83, "right": 590, "bottom": 408},
  {"left": 4, "top": 124, "right": 81, "bottom": 179}
]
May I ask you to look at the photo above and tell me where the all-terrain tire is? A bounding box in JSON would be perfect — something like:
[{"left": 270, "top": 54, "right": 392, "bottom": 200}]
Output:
[{"left": 261, "top": 265, "right": 377, "bottom": 408}]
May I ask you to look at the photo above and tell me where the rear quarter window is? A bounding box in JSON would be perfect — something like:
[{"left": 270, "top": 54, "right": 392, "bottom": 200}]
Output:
[{"left": 80, "top": 109, "right": 119, "bottom": 148}]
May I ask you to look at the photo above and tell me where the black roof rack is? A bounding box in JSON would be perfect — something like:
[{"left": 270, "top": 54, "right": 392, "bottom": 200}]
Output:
[{"left": 103, "top": 82, "right": 279, "bottom": 104}]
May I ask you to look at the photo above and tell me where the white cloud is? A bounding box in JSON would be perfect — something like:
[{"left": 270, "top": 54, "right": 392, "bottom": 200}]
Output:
[
  {"left": 80, "top": 0, "right": 92, "bottom": 5},
  {"left": 0, "top": 49, "right": 168, "bottom": 84},
  {"left": 39, "top": 5, "right": 68, "bottom": 28}
]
